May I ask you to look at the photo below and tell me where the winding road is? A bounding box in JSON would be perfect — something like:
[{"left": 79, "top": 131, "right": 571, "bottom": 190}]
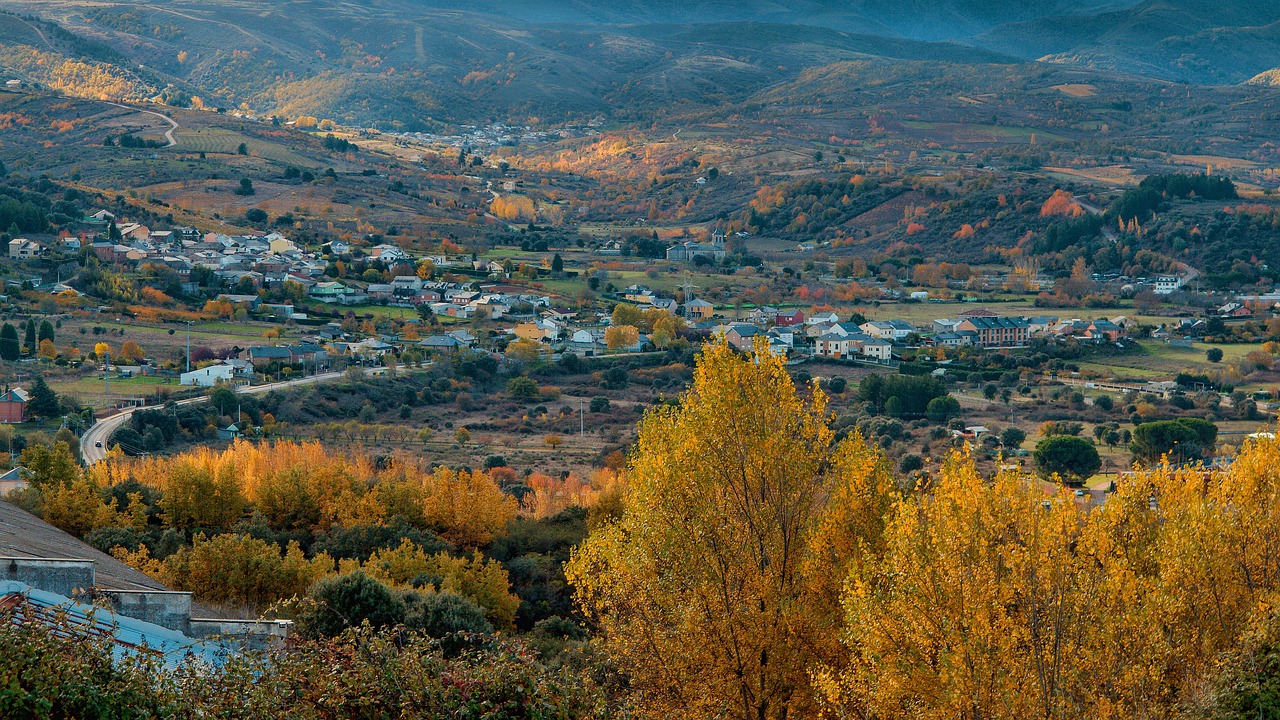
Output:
[
  {"left": 79, "top": 369, "right": 369, "bottom": 464},
  {"left": 103, "top": 101, "right": 179, "bottom": 148}
]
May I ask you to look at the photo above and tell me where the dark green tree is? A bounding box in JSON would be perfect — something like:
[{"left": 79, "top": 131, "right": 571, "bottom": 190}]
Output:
[
  {"left": 37, "top": 320, "right": 54, "bottom": 344},
  {"left": 27, "top": 376, "right": 59, "bottom": 418},
  {"left": 551, "top": 253, "right": 563, "bottom": 273},
  {"left": 0, "top": 322, "right": 19, "bottom": 361},
  {"left": 1207, "top": 347, "right": 1224, "bottom": 363},
  {"left": 24, "top": 320, "right": 35, "bottom": 355},
  {"left": 1033, "top": 435, "right": 1101, "bottom": 485},
  {"left": 925, "top": 395, "right": 961, "bottom": 422}
]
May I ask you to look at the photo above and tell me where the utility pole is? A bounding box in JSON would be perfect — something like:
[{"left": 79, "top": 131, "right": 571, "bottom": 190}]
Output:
[
  {"left": 103, "top": 352, "right": 110, "bottom": 398},
  {"left": 579, "top": 396, "right": 584, "bottom": 437},
  {"left": 185, "top": 321, "right": 192, "bottom": 373}
]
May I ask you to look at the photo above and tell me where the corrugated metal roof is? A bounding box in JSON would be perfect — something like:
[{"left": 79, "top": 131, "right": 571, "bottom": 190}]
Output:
[{"left": 0, "top": 499, "right": 217, "bottom": 618}]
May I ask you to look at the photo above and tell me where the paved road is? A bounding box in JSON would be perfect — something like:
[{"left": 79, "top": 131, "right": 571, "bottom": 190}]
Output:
[{"left": 79, "top": 370, "right": 360, "bottom": 464}]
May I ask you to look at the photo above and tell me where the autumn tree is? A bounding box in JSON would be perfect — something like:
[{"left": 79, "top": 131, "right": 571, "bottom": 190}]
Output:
[
  {"left": 567, "top": 342, "right": 897, "bottom": 720},
  {"left": 604, "top": 325, "right": 638, "bottom": 351}
]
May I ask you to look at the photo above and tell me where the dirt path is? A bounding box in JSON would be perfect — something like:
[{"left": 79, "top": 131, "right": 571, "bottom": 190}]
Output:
[{"left": 102, "top": 101, "right": 179, "bottom": 147}]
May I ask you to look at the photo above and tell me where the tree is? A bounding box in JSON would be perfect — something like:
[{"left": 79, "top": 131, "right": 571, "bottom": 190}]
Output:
[
  {"left": 1033, "top": 435, "right": 1101, "bottom": 484},
  {"left": 94, "top": 341, "right": 111, "bottom": 360},
  {"left": 117, "top": 340, "right": 144, "bottom": 363},
  {"left": 1208, "top": 347, "right": 1224, "bottom": 363},
  {"left": 27, "top": 376, "right": 59, "bottom": 417},
  {"left": 925, "top": 395, "right": 961, "bottom": 422},
  {"left": 507, "top": 376, "right": 539, "bottom": 401},
  {"left": 544, "top": 435, "right": 562, "bottom": 450},
  {"left": 37, "top": 320, "right": 54, "bottom": 344},
  {"left": 0, "top": 323, "right": 18, "bottom": 361},
  {"left": 567, "top": 342, "right": 898, "bottom": 720},
  {"left": 1001, "top": 426, "right": 1027, "bottom": 449},
  {"left": 37, "top": 338, "right": 57, "bottom": 362},
  {"left": 505, "top": 338, "right": 544, "bottom": 366},
  {"left": 235, "top": 178, "right": 255, "bottom": 196},
  {"left": 1130, "top": 417, "right": 1217, "bottom": 463},
  {"left": 24, "top": 320, "right": 36, "bottom": 355},
  {"left": 551, "top": 253, "right": 563, "bottom": 273},
  {"left": 589, "top": 396, "right": 610, "bottom": 413},
  {"left": 605, "top": 325, "right": 639, "bottom": 351},
  {"left": 237, "top": 142, "right": 248, "bottom": 155}
]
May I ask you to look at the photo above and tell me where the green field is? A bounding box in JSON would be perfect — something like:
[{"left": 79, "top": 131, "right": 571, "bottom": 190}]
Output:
[{"left": 176, "top": 129, "right": 317, "bottom": 167}]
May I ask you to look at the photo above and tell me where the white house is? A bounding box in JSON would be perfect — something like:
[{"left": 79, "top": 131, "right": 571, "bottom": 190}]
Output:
[
  {"left": 1154, "top": 276, "right": 1182, "bottom": 295},
  {"left": 180, "top": 364, "right": 235, "bottom": 387}
]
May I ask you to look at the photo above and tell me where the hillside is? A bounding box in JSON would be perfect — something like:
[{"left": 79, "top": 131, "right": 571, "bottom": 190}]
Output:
[{"left": 974, "top": 0, "right": 1280, "bottom": 84}]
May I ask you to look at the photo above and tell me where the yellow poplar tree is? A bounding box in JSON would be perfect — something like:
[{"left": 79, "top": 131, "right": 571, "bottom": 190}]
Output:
[{"left": 567, "top": 341, "right": 896, "bottom": 720}]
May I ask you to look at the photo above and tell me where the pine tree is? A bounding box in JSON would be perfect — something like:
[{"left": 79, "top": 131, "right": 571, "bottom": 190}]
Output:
[
  {"left": 27, "top": 375, "right": 59, "bottom": 417},
  {"left": 551, "top": 253, "right": 563, "bottom": 273},
  {"left": 38, "top": 320, "right": 54, "bottom": 344},
  {"left": 0, "top": 323, "right": 18, "bottom": 361},
  {"left": 23, "top": 320, "right": 35, "bottom": 356}
]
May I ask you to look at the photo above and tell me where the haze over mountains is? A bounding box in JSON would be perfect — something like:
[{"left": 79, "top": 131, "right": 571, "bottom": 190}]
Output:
[{"left": 2, "top": 0, "right": 1279, "bottom": 128}]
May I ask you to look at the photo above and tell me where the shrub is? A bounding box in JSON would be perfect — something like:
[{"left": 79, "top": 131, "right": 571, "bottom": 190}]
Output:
[
  {"left": 506, "top": 376, "right": 539, "bottom": 401},
  {"left": 402, "top": 590, "right": 493, "bottom": 637},
  {"left": 301, "top": 570, "right": 405, "bottom": 638}
]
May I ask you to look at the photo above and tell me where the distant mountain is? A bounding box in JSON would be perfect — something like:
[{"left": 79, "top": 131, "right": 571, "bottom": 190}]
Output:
[
  {"left": 974, "top": 0, "right": 1280, "bottom": 84},
  {"left": 421, "top": 0, "right": 1137, "bottom": 40},
  {"left": 0, "top": 2, "right": 1016, "bottom": 128}
]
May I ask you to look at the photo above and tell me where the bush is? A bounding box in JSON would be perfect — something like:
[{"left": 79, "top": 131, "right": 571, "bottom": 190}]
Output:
[
  {"left": 1207, "top": 347, "right": 1224, "bottom": 363},
  {"left": 1094, "top": 395, "right": 1114, "bottom": 411},
  {"left": 589, "top": 396, "right": 610, "bottom": 413},
  {"left": 402, "top": 590, "right": 493, "bottom": 638},
  {"left": 506, "top": 376, "right": 540, "bottom": 401},
  {"left": 300, "top": 571, "right": 405, "bottom": 638}
]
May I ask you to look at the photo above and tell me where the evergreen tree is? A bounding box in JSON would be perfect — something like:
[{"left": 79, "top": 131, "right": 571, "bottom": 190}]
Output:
[
  {"left": 551, "top": 253, "right": 563, "bottom": 273},
  {"left": 0, "top": 323, "right": 17, "bottom": 361},
  {"left": 23, "top": 320, "right": 35, "bottom": 356},
  {"left": 27, "top": 375, "right": 60, "bottom": 418},
  {"left": 37, "top": 320, "right": 54, "bottom": 344}
]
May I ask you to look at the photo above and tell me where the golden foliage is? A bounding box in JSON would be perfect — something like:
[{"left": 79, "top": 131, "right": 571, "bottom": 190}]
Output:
[
  {"left": 1040, "top": 188, "right": 1086, "bottom": 217},
  {"left": 92, "top": 440, "right": 516, "bottom": 547},
  {"left": 567, "top": 342, "right": 897, "bottom": 720},
  {"left": 362, "top": 539, "right": 520, "bottom": 630},
  {"left": 817, "top": 436, "right": 1280, "bottom": 719}
]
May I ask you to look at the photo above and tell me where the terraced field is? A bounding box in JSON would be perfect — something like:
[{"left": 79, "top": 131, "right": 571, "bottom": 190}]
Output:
[{"left": 176, "top": 128, "right": 318, "bottom": 167}]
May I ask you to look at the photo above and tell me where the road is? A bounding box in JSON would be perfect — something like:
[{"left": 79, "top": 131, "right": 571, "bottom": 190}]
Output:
[
  {"left": 103, "top": 101, "right": 179, "bottom": 148},
  {"left": 79, "top": 370, "right": 360, "bottom": 464}
]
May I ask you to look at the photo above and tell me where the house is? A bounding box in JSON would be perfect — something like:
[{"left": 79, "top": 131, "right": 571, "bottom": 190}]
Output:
[
  {"left": 650, "top": 298, "right": 679, "bottom": 314},
  {"left": 180, "top": 364, "right": 235, "bottom": 387},
  {"left": 666, "top": 241, "right": 725, "bottom": 263},
  {"left": 861, "top": 339, "right": 893, "bottom": 360},
  {"left": 860, "top": 320, "right": 914, "bottom": 341},
  {"left": 623, "top": 285, "right": 656, "bottom": 304},
  {"left": 748, "top": 306, "right": 779, "bottom": 326},
  {"left": 930, "top": 332, "right": 972, "bottom": 348},
  {"left": 806, "top": 312, "right": 840, "bottom": 326},
  {"left": 932, "top": 318, "right": 963, "bottom": 333},
  {"left": 724, "top": 323, "right": 763, "bottom": 352},
  {"left": 565, "top": 329, "right": 606, "bottom": 356},
  {"left": 775, "top": 309, "right": 805, "bottom": 327},
  {"left": 0, "top": 387, "right": 28, "bottom": 423},
  {"left": 420, "top": 335, "right": 466, "bottom": 353},
  {"left": 369, "top": 244, "right": 410, "bottom": 263},
  {"left": 515, "top": 319, "right": 561, "bottom": 343},
  {"left": 309, "top": 281, "right": 350, "bottom": 302},
  {"left": 367, "top": 283, "right": 395, "bottom": 300},
  {"left": 1218, "top": 302, "right": 1253, "bottom": 319},
  {"left": 0, "top": 467, "right": 25, "bottom": 496},
  {"left": 1085, "top": 319, "right": 1125, "bottom": 342},
  {"left": 683, "top": 299, "right": 714, "bottom": 320},
  {"left": 1154, "top": 276, "right": 1181, "bottom": 295},
  {"left": 247, "top": 346, "right": 293, "bottom": 368},
  {"left": 956, "top": 317, "right": 1031, "bottom": 347},
  {"left": 8, "top": 238, "right": 41, "bottom": 259}
]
